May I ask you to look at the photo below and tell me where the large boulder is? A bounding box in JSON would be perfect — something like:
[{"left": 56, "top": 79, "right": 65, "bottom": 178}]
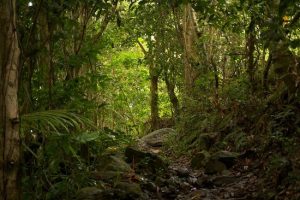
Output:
[
  {"left": 191, "top": 150, "right": 239, "bottom": 174},
  {"left": 80, "top": 154, "right": 147, "bottom": 200},
  {"left": 188, "top": 132, "right": 218, "bottom": 151},
  {"left": 205, "top": 159, "right": 227, "bottom": 174},
  {"left": 76, "top": 184, "right": 145, "bottom": 200},
  {"left": 211, "top": 151, "right": 240, "bottom": 168},
  {"left": 204, "top": 151, "right": 239, "bottom": 174},
  {"left": 125, "top": 146, "right": 168, "bottom": 174},
  {"left": 140, "top": 128, "right": 176, "bottom": 147},
  {"left": 191, "top": 150, "right": 211, "bottom": 169},
  {"left": 92, "top": 154, "right": 133, "bottom": 182},
  {"left": 76, "top": 187, "right": 103, "bottom": 200}
]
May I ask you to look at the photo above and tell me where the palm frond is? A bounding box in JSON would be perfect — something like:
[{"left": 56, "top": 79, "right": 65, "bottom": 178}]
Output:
[{"left": 21, "top": 110, "right": 96, "bottom": 135}]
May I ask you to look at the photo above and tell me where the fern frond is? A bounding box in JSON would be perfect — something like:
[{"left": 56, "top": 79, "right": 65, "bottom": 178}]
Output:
[{"left": 21, "top": 110, "right": 96, "bottom": 135}]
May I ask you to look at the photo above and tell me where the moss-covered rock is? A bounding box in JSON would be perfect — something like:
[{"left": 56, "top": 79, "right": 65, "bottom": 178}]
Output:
[
  {"left": 205, "top": 159, "right": 227, "bottom": 174},
  {"left": 140, "top": 128, "right": 176, "bottom": 147},
  {"left": 92, "top": 155, "right": 133, "bottom": 182},
  {"left": 211, "top": 151, "right": 240, "bottom": 168},
  {"left": 189, "top": 132, "right": 218, "bottom": 151},
  {"left": 125, "top": 146, "right": 168, "bottom": 173},
  {"left": 191, "top": 150, "right": 211, "bottom": 169}
]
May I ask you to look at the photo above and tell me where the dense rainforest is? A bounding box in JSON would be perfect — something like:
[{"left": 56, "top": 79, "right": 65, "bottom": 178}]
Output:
[{"left": 0, "top": 0, "right": 299, "bottom": 199}]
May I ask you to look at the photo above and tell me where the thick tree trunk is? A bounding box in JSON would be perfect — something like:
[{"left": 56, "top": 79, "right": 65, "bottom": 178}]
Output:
[
  {"left": 164, "top": 73, "right": 179, "bottom": 118},
  {"left": 267, "top": 0, "right": 300, "bottom": 99},
  {"left": 0, "top": 0, "right": 21, "bottom": 199},
  {"left": 182, "top": 3, "right": 199, "bottom": 97}
]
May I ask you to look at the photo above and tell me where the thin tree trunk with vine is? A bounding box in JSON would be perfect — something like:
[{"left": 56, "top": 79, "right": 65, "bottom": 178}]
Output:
[
  {"left": 137, "top": 40, "right": 160, "bottom": 131},
  {"left": 263, "top": 54, "right": 272, "bottom": 92},
  {"left": 0, "top": 0, "right": 21, "bottom": 199},
  {"left": 164, "top": 72, "right": 179, "bottom": 118},
  {"left": 39, "top": 6, "right": 54, "bottom": 109}
]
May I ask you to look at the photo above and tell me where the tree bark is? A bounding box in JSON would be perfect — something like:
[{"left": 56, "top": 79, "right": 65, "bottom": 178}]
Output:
[
  {"left": 0, "top": 0, "right": 21, "bottom": 199},
  {"left": 246, "top": 16, "right": 256, "bottom": 92},
  {"left": 38, "top": 6, "right": 54, "bottom": 109},
  {"left": 262, "top": 54, "right": 272, "bottom": 92},
  {"left": 164, "top": 72, "right": 179, "bottom": 118},
  {"left": 150, "top": 68, "right": 159, "bottom": 131},
  {"left": 137, "top": 40, "right": 160, "bottom": 131},
  {"left": 182, "top": 3, "right": 199, "bottom": 97},
  {"left": 267, "top": 0, "right": 300, "bottom": 99}
]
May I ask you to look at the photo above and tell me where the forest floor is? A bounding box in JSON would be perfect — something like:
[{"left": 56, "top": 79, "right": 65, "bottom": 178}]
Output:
[
  {"left": 138, "top": 145, "right": 261, "bottom": 200},
  {"left": 78, "top": 128, "right": 300, "bottom": 200}
]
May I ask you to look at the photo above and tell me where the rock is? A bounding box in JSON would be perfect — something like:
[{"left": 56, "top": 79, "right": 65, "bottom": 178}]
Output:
[
  {"left": 205, "top": 159, "right": 227, "bottom": 174},
  {"left": 191, "top": 150, "right": 211, "bottom": 169},
  {"left": 189, "top": 133, "right": 218, "bottom": 151},
  {"left": 238, "top": 149, "right": 258, "bottom": 159},
  {"left": 76, "top": 187, "right": 103, "bottom": 200},
  {"left": 211, "top": 151, "right": 240, "bottom": 168},
  {"left": 140, "top": 128, "right": 176, "bottom": 147},
  {"left": 125, "top": 146, "right": 168, "bottom": 173},
  {"left": 201, "top": 151, "right": 239, "bottom": 175},
  {"left": 188, "top": 176, "right": 198, "bottom": 185},
  {"left": 167, "top": 176, "right": 181, "bottom": 187},
  {"left": 155, "top": 176, "right": 167, "bottom": 187},
  {"left": 77, "top": 183, "right": 145, "bottom": 200},
  {"left": 140, "top": 178, "right": 157, "bottom": 192},
  {"left": 211, "top": 175, "right": 239, "bottom": 186},
  {"left": 92, "top": 155, "right": 132, "bottom": 182},
  {"left": 181, "top": 190, "right": 206, "bottom": 200},
  {"left": 172, "top": 167, "right": 190, "bottom": 177},
  {"left": 114, "top": 181, "right": 143, "bottom": 198},
  {"left": 191, "top": 150, "right": 239, "bottom": 174}
]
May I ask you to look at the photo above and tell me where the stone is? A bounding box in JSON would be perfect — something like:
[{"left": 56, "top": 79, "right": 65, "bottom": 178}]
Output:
[
  {"left": 140, "top": 128, "right": 176, "bottom": 147},
  {"left": 76, "top": 187, "right": 103, "bottom": 200},
  {"left": 175, "top": 167, "right": 190, "bottom": 177},
  {"left": 167, "top": 176, "right": 181, "bottom": 187},
  {"left": 191, "top": 150, "right": 211, "bottom": 169},
  {"left": 189, "top": 133, "right": 218, "bottom": 151},
  {"left": 188, "top": 176, "right": 198, "bottom": 185},
  {"left": 140, "top": 179, "right": 157, "bottom": 192},
  {"left": 77, "top": 183, "right": 145, "bottom": 200},
  {"left": 211, "top": 151, "right": 240, "bottom": 168},
  {"left": 92, "top": 155, "right": 132, "bottom": 182},
  {"left": 114, "top": 181, "right": 143, "bottom": 198},
  {"left": 211, "top": 175, "right": 239, "bottom": 186},
  {"left": 204, "top": 159, "right": 227, "bottom": 174},
  {"left": 155, "top": 176, "right": 167, "bottom": 187},
  {"left": 125, "top": 146, "right": 167, "bottom": 173}
]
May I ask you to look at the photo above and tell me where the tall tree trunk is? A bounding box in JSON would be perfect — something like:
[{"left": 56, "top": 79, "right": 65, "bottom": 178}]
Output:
[
  {"left": 182, "top": 3, "right": 199, "bottom": 97},
  {"left": 246, "top": 16, "right": 256, "bottom": 91},
  {"left": 39, "top": 6, "right": 54, "bottom": 109},
  {"left": 164, "top": 72, "right": 179, "bottom": 118},
  {"left": 150, "top": 67, "right": 159, "bottom": 131},
  {"left": 267, "top": 0, "right": 300, "bottom": 99},
  {"left": 263, "top": 54, "right": 272, "bottom": 92},
  {"left": 0, "top": 0, "right": 21, "bottom": 199},
  {"left": 137, "top": 40, "right": 160, "bottom": 131}
]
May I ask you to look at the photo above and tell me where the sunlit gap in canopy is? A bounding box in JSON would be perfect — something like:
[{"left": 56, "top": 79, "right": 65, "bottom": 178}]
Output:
[{"left": 28, "top": 1, "right": 33, "bottom": 7}]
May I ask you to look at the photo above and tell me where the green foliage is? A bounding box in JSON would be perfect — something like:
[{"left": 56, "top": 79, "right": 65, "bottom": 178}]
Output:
[
  {"left": 21, "top": 110, "right": 95, "bottom": 134},
  {"left": 15, "top": 0, "right": 300, "bottom": 199}
]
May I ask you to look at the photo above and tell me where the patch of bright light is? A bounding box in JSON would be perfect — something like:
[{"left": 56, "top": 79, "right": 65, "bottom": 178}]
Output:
[{"left": 28, "top": 2, "right": 33, "bottom": 7}]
